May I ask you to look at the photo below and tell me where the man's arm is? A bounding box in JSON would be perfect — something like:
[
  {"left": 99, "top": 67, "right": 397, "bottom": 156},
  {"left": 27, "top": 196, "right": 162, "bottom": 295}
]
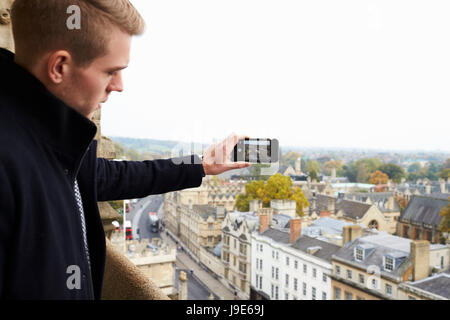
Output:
[{"left": 96, "top": 155, "right": 205, "bottom": 201}]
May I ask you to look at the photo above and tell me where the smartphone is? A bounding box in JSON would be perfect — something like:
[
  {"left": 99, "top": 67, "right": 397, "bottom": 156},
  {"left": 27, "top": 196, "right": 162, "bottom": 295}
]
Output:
[{"left": 231, "top": 138, "right": 279, "bottom": 163}]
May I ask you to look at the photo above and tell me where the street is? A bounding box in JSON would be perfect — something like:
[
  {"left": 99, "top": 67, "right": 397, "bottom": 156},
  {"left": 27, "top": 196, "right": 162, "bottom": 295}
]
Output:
[{"left": 128, "top": 195, "right": 228, "bottom": 300}]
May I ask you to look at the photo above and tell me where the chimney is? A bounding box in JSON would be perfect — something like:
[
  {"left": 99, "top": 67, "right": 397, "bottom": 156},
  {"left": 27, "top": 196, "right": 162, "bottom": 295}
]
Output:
[
  {"left": 425, "top": 183, "right": 431, "bottom": 195},
  {"left": 290, "top": 219, "right": 302, "bottom": 244},
  {"left": 387, "top": 197, "right": 394, "bottom": 211},
  {"left": 439, "top": 179, "right": 446, "bottom": 193},
  {"left": 216, "top": 205, "right": 225, "bottom": 219},
  {"left": 259, "top": 214, "right": 268, "bottom": 233},
  {"left": 295, "top": 158, "right": 301, "bottom": 174},
  {"left": 179, "top": 271, "right": 188, "bottom": 300},
  {"left": 342, "top": 225, "right": 362, "bottom": 246},
  {"left": 250, "top": 199, "right": 262, "bottom": 212},
  {"left": 410, "top": 240, "right": 430, "bottom": 281},
  {"left": 320, "top": 211, "right": 331, "bottom": 218},
  {"left": 306, "top": 246, "right": 322, "bottom": 255}
]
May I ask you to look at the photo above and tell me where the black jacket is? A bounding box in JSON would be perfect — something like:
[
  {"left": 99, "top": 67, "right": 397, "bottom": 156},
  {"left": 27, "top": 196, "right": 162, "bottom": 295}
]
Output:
[{"left": 0, "top": 48, "right": 205, "bottom": 299}]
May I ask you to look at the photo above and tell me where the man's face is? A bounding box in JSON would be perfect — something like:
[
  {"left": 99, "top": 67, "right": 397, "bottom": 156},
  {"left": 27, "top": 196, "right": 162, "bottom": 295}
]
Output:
[{"left": 61, "top": 28, "right": 132, "bottom": 119}]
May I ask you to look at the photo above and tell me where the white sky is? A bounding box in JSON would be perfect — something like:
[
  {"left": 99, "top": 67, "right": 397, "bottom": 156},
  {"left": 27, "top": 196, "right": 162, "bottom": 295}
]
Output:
[{"left": 101, "top": 0, "right": 450, "bottom": 152}]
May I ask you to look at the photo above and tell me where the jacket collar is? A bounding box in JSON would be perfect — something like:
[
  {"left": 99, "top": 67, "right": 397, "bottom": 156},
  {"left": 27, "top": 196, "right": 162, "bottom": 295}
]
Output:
[{"left": 0, "top": 48, "right": 97, "bottom": 169}]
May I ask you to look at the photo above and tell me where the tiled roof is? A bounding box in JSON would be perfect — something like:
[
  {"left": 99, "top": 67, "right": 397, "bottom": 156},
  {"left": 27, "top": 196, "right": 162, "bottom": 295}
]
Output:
[
  {"left": 260, "top": 228, "right": 291, "bottom": 244},
  {"left": 408, "top": 273, "right": 450, "bottom": 299},
  {"left": 291, "top": 236, "right": 341, "bottom": 262},
  {"left": 336, "top": 199, "right": 372, "bottom": 219},
  {"left": 400, "top": 195, "right": 449, "bottom": 228}
]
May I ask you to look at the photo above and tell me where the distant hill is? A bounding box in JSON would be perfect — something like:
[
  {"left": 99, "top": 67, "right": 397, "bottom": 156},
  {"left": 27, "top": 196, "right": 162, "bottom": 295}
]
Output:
[{"left": 110, "top": 136, "right": 180, "bottom": 155}]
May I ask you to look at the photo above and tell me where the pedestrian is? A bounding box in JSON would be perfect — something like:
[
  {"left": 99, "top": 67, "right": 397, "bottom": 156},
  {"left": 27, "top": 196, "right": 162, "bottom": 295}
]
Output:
[{"left": 0, "top": 0, "right": 250, "bottom": 299}]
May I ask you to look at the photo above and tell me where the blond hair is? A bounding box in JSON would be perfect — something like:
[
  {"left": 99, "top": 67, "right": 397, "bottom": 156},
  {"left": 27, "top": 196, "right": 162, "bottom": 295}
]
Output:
[{"left": 11, "top": 0, "right": 145, "bottom": 67}]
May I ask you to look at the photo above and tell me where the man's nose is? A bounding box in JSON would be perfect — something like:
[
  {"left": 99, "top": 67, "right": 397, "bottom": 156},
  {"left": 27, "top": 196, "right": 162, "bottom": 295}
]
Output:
[{"left": 108, "top": 72, "right": 124, "bottom": 92}]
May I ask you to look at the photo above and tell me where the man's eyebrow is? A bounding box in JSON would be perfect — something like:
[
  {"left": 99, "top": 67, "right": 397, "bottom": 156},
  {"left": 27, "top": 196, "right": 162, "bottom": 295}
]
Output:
[{"left": 107, "top": 65, "right": 128, "bottom": 72}]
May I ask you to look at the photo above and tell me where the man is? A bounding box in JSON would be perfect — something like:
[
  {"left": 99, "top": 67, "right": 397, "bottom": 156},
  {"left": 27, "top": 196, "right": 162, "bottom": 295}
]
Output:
[{"left": 0, "top": 0, "right": 250, "bottom": 299}]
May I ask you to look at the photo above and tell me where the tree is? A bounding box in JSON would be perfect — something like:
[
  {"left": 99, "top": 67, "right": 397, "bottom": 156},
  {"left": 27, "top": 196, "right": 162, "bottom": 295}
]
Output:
[
  {"left": 356, "top": 164, "right": 370, "bottom": 183},
  {"left": 235, "top": 194, "right": 250, "bottom": 212},
  {"left": 323, "top": 160, "right": 343, "bottom": 176},
  {"left": 444, "top": 158, "right": 450, "bottom": 170},
  {"left": 379, "top": 163, "right": 405, "bottom": 183},
  {"left": 306, "top": 160, "right": 320, "bottom": 174},
  {"left": 281, "top": 151, "right": 302, "bottom": 168},
  {"left": 234, "top": 174, "right": 309, "bottom": 216},
  {"left": 308, "top": 170, "right": 319, "bottom": 182},
  {"left": 408, "top": 162, "right": 422, "bottom": 173},
  {"left": 439, "top": 168, "right": 450, "bottom": 180},
  {"left": 369, "top": 170, "right": 389, "bottom": 185},
  {"left": 439, "top": 201, "right": 450, "bottom": 234}
]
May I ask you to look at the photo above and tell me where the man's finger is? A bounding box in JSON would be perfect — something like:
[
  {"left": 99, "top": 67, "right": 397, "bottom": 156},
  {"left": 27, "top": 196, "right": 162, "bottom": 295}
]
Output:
[{"left": 225, "top": 162, "right": 251, "bottom": 170}]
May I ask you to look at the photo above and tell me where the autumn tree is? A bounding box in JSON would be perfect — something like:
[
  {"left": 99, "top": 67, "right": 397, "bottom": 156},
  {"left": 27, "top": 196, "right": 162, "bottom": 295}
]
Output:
[
  {"left": 369, "top": 170, "right": 389, "bottom": 185},
  {"left": 439, "top": 201, "right": 450, "bottom": 237},
  {"left": 234, "top": 173, "right": 309, "bottom": 216},
  {"left": 281, "top": 151, "right": 302, "bottom": 168},
  {"left": 323, "top": 160, "right": 343, "bottom": 176}
]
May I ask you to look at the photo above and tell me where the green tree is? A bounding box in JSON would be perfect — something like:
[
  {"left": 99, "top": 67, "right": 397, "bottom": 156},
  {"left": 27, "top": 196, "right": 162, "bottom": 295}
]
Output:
[
  {"left": 439, "top": 168, "right": 450, "bottom": 179},
  {"left": 308, "top": 170, "right": 319, "bottom": 182},
  {"left": 281, "top": 151, "right": 302, "bottom": 168},
  {"left": 379, "top": 163, "right": 405, "bottom": 183},
  {"left": 306, "top": 160, "right": 320, "bottom": 174},
  {"left": 444, "top": 158, "right": 450, "bottom": 170},
  {"left": 408, "top": 162, "right": 421, "bottom": 173},
  {"left": 235, "top": 194, "right": 250, "bottom": 212}
]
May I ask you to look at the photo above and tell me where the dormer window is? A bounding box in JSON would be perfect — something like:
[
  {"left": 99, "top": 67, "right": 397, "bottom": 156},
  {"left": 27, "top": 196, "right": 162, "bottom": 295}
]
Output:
[
  {"left": 355, "top": 247, "right": 364, "bottom": 261},
  {"left": 384, "top": 256, "right": 394, "bottom": 272}
]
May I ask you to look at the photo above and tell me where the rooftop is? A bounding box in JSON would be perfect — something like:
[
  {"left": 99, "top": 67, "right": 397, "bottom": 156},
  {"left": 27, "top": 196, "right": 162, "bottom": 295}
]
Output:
[{"left": 407, "top": 273, "right": 450, "bottom": 299}]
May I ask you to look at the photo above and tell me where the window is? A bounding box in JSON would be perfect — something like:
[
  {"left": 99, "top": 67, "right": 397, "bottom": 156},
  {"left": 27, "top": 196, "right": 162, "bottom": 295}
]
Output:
[
  {"left": 272, "top": 266, "right": 274, "bottom": 279},
  {"left": 385, "top": 284, "right": 392, "bottom": 296},
  {"left": 441, "top": 256, "right": 445, "bottom": 270},
  {"left": 260, "top": 244, "right": 263, "bottom": 252},
  {"left": 276, "top": 268, "right": 279, "bottom": 280},
  {"left": 294, "top": 278, "right": 298, "bottom": 291},
  {"left": 275, "top": 285, "right": 279, "bottom": 300},
  {"left": 385, "top": 256, "right": 394, "bottom": 271},
  {"left": 272, "top": 250, "right": 275, "bottom": 259},
  {"left": 294, "top": 260, "right": 298, "bottom": 269},
  {"left": 276, "top": 251, "right": 279, "bottom": 260},
  {"left": 322, "top": 292, "right": 327, "bottom": 300},
  {"left": 303, "top": 264, "right": 307, "bottom": 274},
  {"left": 312, "top": 287, "right": 316, "bottom": 300},
  {"left": 322, "top": 273, "right": 327, "bottom": 283},
  {"left": 285, "top": 293, "right": 289, "bottom": 300},
  {"left": 335, "top": 287, "right": 341, "bottom": 300},
  {"left": 355, "top": 247, "right": 364, "bottom": 261},
  {"left": 345, "top": 292, "right": 352, "bottom": 300},
  {"left": 259, "top": 276, "right": 262, "bottom": 289},
  {"left": 347, "top": 270, "right": 352, "bottom": 280},
  {"left": 233, "top": 256, "right": 236, "bottom": 266},
  {"left": 313, "top": 268, "right": 317, "bottom": 278},
  {"left": 234, "top": 239, "right": 236, "bottom": 248},
  {"left": 208, "top": 223, "right": 213, "bottom": 230},
  {"left": 259, "top": 259, "right": 263, "bottom": 270},
  {"left": 359, "top": 274, "right": 364, "bottom": 284},
  {"left": 371, "top": 278, "right": 378, "bottom": 289},
  {"left": 303, "top": 283, "right": 307, "bottom": 296},
  {"left": 256, "top": 258, "right": 259, "bottom": 270},
  {"left": 335, "top": 265, "right": 340, "bottom": 275},
  {"left": 285, "top": 274, "right": 289, "bottom": 287},
  {"left": 286, "top": 257, "right": 290, "bottom": 266},
  {"left": 271, "top": 284, "right": 274, "bottom": 299}
]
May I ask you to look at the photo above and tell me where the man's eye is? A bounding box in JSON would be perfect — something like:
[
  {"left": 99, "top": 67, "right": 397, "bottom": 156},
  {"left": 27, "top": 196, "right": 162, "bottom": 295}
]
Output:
[{"left": 108, "top": 71, "right": 117, "bottom": 76}]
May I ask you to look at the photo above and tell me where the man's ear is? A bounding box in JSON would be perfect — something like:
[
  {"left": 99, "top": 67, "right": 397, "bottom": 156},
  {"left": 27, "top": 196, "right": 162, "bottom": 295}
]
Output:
[{"left": 47, "top": 50, "right": 72, "bottom": 84}]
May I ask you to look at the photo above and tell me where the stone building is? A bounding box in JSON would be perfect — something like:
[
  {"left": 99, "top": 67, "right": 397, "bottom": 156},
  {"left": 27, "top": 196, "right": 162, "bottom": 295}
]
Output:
[
  {"left": 330, "top": 229, "right": 449, "bottom": 300},
  {"left": 397, "top": 195, "right": 449, "bottom": 244},
  {"left": 221, "top": 211, "right": 259, "bottom": 299}
]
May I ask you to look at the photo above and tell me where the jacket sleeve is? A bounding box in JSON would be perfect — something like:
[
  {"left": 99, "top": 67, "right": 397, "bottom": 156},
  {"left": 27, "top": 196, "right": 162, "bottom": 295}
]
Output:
[
  {"left": 0, "top": 164, "right": 15, "bottom": 296},
  {"left": 96, "top": 155, "right": 205, "bottom": 201}
]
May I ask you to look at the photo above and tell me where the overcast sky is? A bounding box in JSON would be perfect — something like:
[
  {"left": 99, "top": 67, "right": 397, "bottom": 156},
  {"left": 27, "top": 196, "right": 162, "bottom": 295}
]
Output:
[{"left": 101, "top": 0, "right": 450, "bottom": 153}]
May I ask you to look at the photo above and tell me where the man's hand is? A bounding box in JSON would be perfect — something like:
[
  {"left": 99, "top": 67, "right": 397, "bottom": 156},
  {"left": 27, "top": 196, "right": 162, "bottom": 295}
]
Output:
[{"left": 202, "top": 133, "right": 251, "bottom": 176}]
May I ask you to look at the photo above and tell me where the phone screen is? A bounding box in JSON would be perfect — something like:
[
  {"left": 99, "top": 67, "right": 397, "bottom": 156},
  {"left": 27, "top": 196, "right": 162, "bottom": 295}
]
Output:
[{"left": 232, "top": 138, "right": 279, "bottom": 163}]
